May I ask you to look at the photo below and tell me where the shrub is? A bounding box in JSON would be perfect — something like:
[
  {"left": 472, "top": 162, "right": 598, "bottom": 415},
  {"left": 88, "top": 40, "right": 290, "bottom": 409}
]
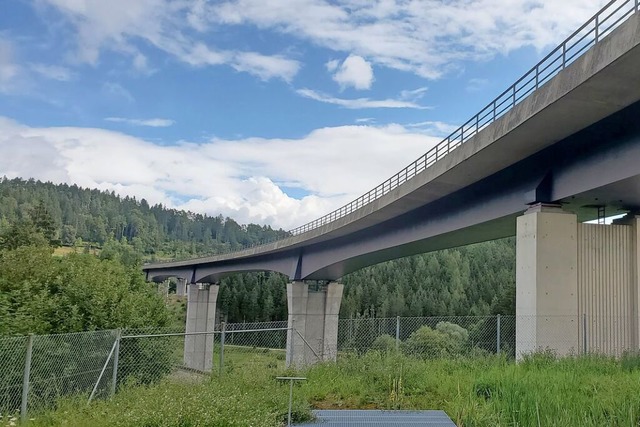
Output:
[
  {"left": 371, "top": 334, "right": 397, "bottom": 353},
  {"left": 402, "top": 326, "right": 455, "bottom": 358},
  {"left": 436, "top": 321, "right": 469, "bottom": 353}
]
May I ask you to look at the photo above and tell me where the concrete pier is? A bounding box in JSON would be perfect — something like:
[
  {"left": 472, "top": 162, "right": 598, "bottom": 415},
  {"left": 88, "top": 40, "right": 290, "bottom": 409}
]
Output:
[
  {"left": 176, "top": 278, "right": 187, "bottom": 297},
  {"left": 286, "top": 281, "right": 343, "bottom": 367},
  {"left": 184, "top": 283, "right": 218, "bottom": 371},
  {"left": 517, "top": 205, "right": 640, "bottom": 358}
]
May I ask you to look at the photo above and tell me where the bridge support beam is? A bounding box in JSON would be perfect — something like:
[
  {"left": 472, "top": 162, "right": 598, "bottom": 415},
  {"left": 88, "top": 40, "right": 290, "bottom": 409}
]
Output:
[
  {"left": 184, "top": 283, "right": 218, "bottom": 372},
  {"left": 286, "top": 281, "right": 343, "bottom": 368},
  {"left": 516, "top": 204, "right": 640, "bottom": 358}
]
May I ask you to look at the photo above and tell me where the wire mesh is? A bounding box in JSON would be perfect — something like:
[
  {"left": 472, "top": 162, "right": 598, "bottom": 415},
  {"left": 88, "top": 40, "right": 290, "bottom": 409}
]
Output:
[
  {"left": 119, "top": 326, "right": 187, "bottom": 389},
  {"left": 338, "top": 316, "right": 519, "bottom": 359},
  {"left": 27, "top": 330, "right": 118, "bottom": 412},
  {"left": 0, "top": 335, "right": 28, "bottom": 415},
  {"left": 218, "top": 322, "right": 289, "bottom": 373}
]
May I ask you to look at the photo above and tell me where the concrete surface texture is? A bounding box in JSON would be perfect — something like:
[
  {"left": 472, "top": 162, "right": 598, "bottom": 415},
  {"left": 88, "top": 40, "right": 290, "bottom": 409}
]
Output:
[
  {"left": 286, "top": 282, "right": 343, "bottom": 367},
  {"left": 183, "top": 284, "right": 218, "bottom": 371}
]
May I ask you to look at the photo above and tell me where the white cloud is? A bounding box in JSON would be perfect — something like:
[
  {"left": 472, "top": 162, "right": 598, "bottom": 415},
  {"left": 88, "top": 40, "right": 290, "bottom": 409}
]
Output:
[
  {"left": 105, "top": 117, "right": 175, "bottom": 127},
  {"left": 232, "top": 52, "right": 300, "bottom": 82},
  {"left": 30, "top": 63, "right": 74, "bottom": 81},
  {"left": 0, "top": 40, "right": 19, "bottom": 92},
  {"left": 39, "top": 0, "right": 300, "bottom": 82},
  {"left": 406, "top": 120, "right": 459, "bottom": 136},
  {"left": 102, "top": 82, "right": 134, "bottom": 103},
  {"left": 297, "top": 88, "right": 429, "bottom": 109},
  {"left": 207, "top": 0, "right": 610, "bottom": 79},
  {"left": 0, "top": 116, "right": 440, "bottom": 229},
  {"left": 467, "top": 78, "right": 489, "bottom": 92},
  {"left": 325, "top": 59, "right": 339, "bottom": 72},
  {"left": 400, "top": 87, "right": 428, "bottom": 101},
  {"left": 332, "top": 55, "right": 374, "bottom": 90}
]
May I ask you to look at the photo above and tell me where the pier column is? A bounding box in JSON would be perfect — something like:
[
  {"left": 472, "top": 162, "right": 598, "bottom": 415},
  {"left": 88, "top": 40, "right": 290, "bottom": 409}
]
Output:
[
  {"left": 286, "top": 281, "right": 343, "bottom": 367},
  {"left": 184, "top": 283, "right": 218, "bottom": 371},
  {"left": 516, "top": 204, "right": 579, "bottom": 358},
  {"left": 517, "top": 205, "right": 640, "bottom": 358},
  {"left": 176, "top": 278, "right": 187, "bottom": 297}
]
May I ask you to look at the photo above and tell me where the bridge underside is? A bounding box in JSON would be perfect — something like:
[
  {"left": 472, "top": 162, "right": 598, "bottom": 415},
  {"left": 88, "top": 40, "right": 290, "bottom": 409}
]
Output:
[{"left": 147, "top": 100, "right": 640, "bottom": 284}]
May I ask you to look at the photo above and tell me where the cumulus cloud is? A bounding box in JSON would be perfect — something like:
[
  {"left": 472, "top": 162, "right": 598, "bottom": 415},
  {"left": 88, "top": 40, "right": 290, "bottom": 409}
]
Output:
[
  {"left": 105, "top": 117, "right": 175, "bottom": 127},
  {"left": 208, "top": 0, "right": 610, "bottom": 79},
  {"left": 332, "top": 55, "right": 374, "bottom": 90},
  {"left": 0, "top": 116, "right": 440, "bottom": 229},
  {"left": 296, "top": 88, "right": 429, "bottom": 109},
  {"left": 34, "top": 0, "right": 612, "bottom": 83}
]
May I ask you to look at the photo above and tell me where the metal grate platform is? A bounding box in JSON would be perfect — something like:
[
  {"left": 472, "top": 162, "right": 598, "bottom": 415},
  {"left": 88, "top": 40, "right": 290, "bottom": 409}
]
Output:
[{"left": 296, "top": 410, "right": 456, "bottom": 426}]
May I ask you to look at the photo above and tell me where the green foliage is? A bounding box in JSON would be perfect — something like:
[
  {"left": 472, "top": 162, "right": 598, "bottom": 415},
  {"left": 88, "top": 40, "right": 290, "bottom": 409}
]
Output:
[
  {"left": 402, "top": 325, "right": 457, "bottom": 358},
  {"left": 370, "top": 334, "right": 397, "bottom": 353},
  {"left": 0, "top": 177, "right": 289, "bottom": 257},
  {"left": 341, "top": 239, "right": 516, "bottom": 319},
  {"left": 0, "top": 214, "right": 174, "bottom": 412}
]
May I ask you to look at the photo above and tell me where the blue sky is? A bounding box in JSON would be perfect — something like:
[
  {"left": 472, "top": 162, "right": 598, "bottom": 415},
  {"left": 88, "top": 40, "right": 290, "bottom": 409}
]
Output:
[{"left": 0, "top": 0, "right": 609, "bottom": 229}]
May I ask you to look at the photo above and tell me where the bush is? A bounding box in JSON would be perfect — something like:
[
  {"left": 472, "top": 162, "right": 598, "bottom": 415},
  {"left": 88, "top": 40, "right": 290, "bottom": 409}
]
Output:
[
  {"left": 402, "top": 326, "right": 455, "bottom": 358},
  {"left": 371, "top": 334, "right": 397, "bottom": 353},
  {"left": 436, "top": 321, "right": 469, "bottom": 353}
]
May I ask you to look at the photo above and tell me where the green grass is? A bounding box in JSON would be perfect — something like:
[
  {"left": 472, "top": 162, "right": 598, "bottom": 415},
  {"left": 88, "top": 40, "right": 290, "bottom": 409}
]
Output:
[{"left": 24, "top": 351, "right": 640, "bottom": 427}]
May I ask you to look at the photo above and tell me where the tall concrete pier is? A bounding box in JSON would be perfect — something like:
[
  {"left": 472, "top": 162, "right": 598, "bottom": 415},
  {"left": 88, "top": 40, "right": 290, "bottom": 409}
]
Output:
[
  {"left": 184, "top": 283, "right": 218, "bottom": 371},
  {"left": 516, "top": 204, "right": 640, "bottom": 357},
  {"left": 286, "top": 281, "right": 343, "bottom": 367}
]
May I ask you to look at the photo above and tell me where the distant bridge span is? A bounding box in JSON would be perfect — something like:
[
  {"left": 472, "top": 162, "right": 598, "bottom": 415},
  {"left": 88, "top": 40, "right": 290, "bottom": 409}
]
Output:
[{"left": 145, "top": 5, "right": 640, "bottom": 284}]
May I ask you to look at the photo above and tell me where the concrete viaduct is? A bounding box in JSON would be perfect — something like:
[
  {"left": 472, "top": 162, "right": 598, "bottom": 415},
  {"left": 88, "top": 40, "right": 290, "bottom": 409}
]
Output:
[{"left": 144, "top": 1, "right": 640, "bottom": 370}]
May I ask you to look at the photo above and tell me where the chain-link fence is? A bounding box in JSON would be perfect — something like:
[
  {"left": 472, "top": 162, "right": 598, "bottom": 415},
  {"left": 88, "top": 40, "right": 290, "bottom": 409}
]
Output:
[
  {"left": 338, "top": 316, "right": 516, "bottom": 358},
  {"left": 3, "top": 315, "right": 638, "bottom": 422}
]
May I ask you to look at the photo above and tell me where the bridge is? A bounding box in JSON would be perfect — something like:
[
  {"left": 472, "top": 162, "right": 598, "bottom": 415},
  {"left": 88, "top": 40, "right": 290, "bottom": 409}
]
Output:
[{"left": 144, "top": 0, "right": 640, "bottom": 370}]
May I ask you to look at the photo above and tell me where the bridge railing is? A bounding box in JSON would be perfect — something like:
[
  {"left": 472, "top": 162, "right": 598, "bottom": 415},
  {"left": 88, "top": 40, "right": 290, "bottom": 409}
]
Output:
[{"left": 148, "top": 0, "right": 639, "bottom": 264}]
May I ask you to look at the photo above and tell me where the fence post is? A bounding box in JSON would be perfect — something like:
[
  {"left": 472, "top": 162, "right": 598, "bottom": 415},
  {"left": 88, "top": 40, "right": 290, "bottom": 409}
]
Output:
[
  {"left": 395, "top": 316, "right": 401, "bottom": 351},
  {"left": 583, "top": 313, "right": 588, "bottom": 355},
  {"left": 219, "top": 322, "right": 226, "bottom": 377},
  {"left": 496, "top": 314, "right": 501, "bottom": 355},
  {"left": 111, "top": 329, "right": 121, "bottom": 397},
  {"left": 21, "top": 334, "right": 34, "bottom": 424}
]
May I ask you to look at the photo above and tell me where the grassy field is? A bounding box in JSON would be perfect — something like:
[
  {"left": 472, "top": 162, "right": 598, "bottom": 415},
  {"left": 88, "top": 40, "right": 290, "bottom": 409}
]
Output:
[{"left": 22, "top": 350, "right": 640, "bottom": 427}]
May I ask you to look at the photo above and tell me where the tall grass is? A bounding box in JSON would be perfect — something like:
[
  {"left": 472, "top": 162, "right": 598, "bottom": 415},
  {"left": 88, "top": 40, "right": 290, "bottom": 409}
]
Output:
[{"left": 25, "top": 350, "right": 640, "bottom": 426}]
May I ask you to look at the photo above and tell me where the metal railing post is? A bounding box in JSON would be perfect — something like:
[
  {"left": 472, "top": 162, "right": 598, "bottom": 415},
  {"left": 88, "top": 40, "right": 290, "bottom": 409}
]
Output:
[
  {"left": 395, "top": 316, "right": 401, "bottom": 351},
  {"left": 110, "top": 329, "right": 121, "bottom": 397},
  {"left": 496, "top": 314, "right": 501, "bottom": 355},
  {"left": 219, "top": 322, "right": 226, "bottom": 377},
  {"left": 21, "top": 334, "right": 34, "bottom": 424}
]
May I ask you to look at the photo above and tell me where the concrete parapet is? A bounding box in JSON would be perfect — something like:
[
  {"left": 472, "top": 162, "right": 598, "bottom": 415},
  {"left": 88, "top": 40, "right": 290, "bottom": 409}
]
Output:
[{"left": 286, "top": 281, "right": 343, "bottom": 367}]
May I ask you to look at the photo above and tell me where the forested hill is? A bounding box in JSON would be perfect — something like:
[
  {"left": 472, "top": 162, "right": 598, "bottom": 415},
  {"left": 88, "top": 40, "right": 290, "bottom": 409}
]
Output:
[
  {"left": 0, "top": 177, "right": 516, "bottom": 320},
  {"left": 0, "top": 177, "right": 289, "bottom": 258}
]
